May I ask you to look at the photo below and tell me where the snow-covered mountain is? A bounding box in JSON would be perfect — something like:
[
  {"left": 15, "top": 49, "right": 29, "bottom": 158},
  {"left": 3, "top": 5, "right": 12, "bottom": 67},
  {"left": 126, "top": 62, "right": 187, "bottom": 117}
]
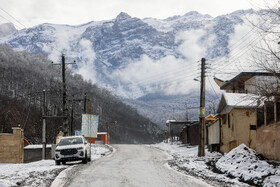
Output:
[
  {"left": 0, "top": 9, "right": 266, "bottom": 127},
  {"left": 0, "top": 23, "right": 17, "bottom": 37}
]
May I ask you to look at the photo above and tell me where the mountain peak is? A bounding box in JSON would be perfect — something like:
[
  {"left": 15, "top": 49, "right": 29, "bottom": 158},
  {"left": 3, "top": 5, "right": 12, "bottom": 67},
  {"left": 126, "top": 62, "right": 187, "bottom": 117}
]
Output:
[
  {"left": 116, "top": 12, "right": 132, "bottom": 21},
  {"left": 183, "top": 11, "right": 201, "bottom": 17},
  {"left": 0, "top": 23, "right": 17, "bottom": 37}
]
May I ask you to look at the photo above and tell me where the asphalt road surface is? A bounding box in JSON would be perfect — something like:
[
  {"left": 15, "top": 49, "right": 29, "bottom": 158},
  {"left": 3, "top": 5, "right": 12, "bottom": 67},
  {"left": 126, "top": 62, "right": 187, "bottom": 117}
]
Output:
[{"left": 65, "top": 145, "right": 211, "bottom": 187}]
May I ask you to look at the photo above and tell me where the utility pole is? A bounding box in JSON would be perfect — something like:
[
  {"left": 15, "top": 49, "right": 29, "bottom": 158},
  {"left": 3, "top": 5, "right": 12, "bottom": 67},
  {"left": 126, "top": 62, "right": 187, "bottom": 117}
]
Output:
[
  {"left": 52, "top": 57, "right": 75, "bottom": 136},
  {"left": 42, "top": 90, "right": 46, "bottom": 159},
  {"left": 70, "top": 95, "right": 84, "bottom": 136},
  {"left": 70, "top": 100, "right": 74, "bottom": 136},
  {"left": 62, "top": 55, "right": 69, "bottom": 136},
  {"left": 198, "top": 58, "right": 206, "bottom": 157},
  {"left": 84, "top": 93, "right": 87, "bottom": 114}
]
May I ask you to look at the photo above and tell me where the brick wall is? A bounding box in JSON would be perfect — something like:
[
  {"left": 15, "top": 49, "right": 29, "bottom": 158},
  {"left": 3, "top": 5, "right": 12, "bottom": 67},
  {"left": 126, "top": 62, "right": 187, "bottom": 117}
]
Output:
[{"left": 0, "top": 128, "right": 24, "bottom": 163}]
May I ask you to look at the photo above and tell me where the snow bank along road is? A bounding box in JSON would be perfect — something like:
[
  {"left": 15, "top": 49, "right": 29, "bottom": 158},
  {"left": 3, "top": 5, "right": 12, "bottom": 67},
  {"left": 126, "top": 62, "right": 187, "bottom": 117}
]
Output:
[{"left": 64, "top": 144, "right": 211, "bottom": 187}]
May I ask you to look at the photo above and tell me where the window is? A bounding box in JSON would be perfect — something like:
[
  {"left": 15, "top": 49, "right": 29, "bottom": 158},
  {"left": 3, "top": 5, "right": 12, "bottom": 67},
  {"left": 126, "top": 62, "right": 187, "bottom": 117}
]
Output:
[{"left": 222, "top": 114, "right": 226, "bottom": 125}]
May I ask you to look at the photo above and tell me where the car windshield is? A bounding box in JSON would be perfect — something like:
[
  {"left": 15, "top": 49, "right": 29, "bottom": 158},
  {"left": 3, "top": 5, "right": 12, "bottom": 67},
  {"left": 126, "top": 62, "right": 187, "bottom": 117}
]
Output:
[{"left": 58, "top": 137, "right": 83, "bottom": 146}]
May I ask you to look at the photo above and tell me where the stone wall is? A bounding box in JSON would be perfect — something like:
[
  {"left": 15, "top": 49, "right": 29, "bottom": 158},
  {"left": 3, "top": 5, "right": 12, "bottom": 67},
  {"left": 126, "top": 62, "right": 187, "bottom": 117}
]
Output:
[
  {"left": 0, "top": 128, "right": 24, "bottom": 163},
  {"left": 256, "top": 122, "right": 280, "bottom": 160}
]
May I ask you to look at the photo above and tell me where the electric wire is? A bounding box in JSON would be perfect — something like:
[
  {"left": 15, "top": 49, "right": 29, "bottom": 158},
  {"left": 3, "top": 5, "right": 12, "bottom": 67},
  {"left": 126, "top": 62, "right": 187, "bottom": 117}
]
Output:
[
  {"left": 0, "top": 6, "right": 62, "bottom": 54},
  {"left": 209, "top": 12, "right": 274, "bottom": 70},
  {"left": 207, "top": 76, "right": 220, "bottom": 99},
  {"left": 0, "top": 7, "right": 27, "bottom": 29}
]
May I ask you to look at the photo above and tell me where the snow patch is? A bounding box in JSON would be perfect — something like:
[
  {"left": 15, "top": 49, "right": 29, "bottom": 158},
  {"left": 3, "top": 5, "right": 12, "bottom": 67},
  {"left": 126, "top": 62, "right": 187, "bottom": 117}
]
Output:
[
  {"left": 216, "top": 144, "right": 276, "bottom": 185},
  {"left": 0, "top": 144, "right": 112, "bottom": 187}
]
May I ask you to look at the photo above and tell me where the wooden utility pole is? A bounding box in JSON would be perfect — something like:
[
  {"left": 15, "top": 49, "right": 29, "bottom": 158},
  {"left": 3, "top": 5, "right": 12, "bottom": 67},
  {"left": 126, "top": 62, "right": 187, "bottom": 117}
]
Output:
[
  {"left": 62, "top": 55, "right": 69, "bottom": 136},
  {"left": 84, "top": 93, "right": 87, "bottom": 114},
  {"left": 42, "top": 90, "right": 46, "bottom": 159},
  {"left": 52, "top": 56, "right": 75, "bottom": 136},
  {"left": 198, "top": 58, "right": 206, "bottom": 157}
]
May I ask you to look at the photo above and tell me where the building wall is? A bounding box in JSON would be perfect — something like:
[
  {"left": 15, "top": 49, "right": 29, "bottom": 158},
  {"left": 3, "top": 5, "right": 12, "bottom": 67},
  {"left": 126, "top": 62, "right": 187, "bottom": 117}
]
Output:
[
  {"left": 220, "top": 108, "right": 257, "bottom": 153},
  {"left": 245, "top": 76, "right": 278, "bottom": 94},
  {"left": 181, "top": 128, "right": 188, "bottom": 144},
  {"left": 208, "top": 120, "right": 220, "bottom": 145},
  {"left": 91, "top": 133, "right": 109, "bottom": 144},
  {"left": 256, "top": 121, "right": 280, "bottom": 160},
  {"left": 24, "top": 147, "right": 53, "bottom": 163},
  {"left": 187, "top": 123, "right": 200, "bottom": 145},
  {"left": 0, "top": 128, "right": 24, "bottom": 163}
]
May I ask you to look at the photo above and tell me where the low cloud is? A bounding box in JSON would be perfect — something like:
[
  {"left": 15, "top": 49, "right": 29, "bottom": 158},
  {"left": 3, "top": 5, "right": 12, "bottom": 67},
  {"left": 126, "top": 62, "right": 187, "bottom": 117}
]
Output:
[
  {"left": 76, "top": 39, "right": 97, "bottom": 83},
  {"left": 176, "top": 29, "right": 206, "bottom": 61},
  {"left": 109, "top": 29, "right": 207, "bottom": 98}
]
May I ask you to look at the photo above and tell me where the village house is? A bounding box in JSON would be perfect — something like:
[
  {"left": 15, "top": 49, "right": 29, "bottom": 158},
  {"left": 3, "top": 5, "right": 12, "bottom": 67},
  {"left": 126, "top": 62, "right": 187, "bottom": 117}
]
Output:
[
  {"left": 214, "top": 72, "right": 279, "bottom": 154},
  {"left": 216, "top": 92, "right": 258, "bottom": 153}
]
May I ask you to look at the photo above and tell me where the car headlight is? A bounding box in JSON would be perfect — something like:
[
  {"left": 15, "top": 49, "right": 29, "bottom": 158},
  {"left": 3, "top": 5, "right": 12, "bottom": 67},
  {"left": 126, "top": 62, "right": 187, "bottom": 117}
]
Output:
[{"left": 77, "top": 147, "right": 83, "bottom": 150}]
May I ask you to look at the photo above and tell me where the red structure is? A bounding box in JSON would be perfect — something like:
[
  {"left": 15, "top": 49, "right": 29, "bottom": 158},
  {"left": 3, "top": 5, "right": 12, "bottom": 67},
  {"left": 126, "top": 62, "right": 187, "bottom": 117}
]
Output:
[{"left": 91, "top": 132, "right": 109, "bottom": 144}]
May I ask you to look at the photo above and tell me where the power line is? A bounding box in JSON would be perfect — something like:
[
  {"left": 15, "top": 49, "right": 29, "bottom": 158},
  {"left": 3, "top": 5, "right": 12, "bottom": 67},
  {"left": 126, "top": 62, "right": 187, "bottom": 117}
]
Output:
[
  {"left": 0, "top": 7, "right": 27, "bottom": 28},
  {"left": 0, "top": 6, "right": 62, "bottom": 54},
  {"left": 0, "top": 14, "right": 22, "bottom": 30},
  {"left": 207, "top": 76, "right": 220, "bottom": 99},
  {"left": 209, "top": 12, "right": 275, "bottom": 70},
  {"left": 122, "top": 60, "right": 200, "bottom": 85}
]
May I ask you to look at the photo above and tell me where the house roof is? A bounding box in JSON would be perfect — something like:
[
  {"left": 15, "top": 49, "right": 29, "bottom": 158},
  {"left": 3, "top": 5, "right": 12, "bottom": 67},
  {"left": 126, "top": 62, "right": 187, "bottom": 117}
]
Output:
[
  {"left": 166, "top": 120, "right": 199, "bottom": 127},
  {"left": 217, "top": 92, "right": 259, "bottom": 114},
  {"left": 220, "top": 72, "right": 273, "bottom": 90},
  {"left": 205, "top": 115, "right": 216, "bottom": 124}
]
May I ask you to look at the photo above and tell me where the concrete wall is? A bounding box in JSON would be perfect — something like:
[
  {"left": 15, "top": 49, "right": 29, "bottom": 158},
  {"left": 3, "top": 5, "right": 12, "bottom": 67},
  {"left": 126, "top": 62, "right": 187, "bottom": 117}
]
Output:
[
  {"left": 256, "top": 122, "right": 280, "bottom": 160},
  {"left": 220, "top": 108, "right": 257, "bottom": 153},
  {"left": 0, "top": 128, "right": 24, "bottom": 163},
  {"left": 24, "top": 146, "right": 54, "bottom": 163}
]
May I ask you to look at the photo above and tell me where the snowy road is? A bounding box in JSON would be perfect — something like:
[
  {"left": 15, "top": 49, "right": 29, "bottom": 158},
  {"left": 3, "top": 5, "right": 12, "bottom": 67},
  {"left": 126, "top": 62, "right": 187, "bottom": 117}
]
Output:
[{"left": 64, "top": 144, "right": 211, "bottom": 187}]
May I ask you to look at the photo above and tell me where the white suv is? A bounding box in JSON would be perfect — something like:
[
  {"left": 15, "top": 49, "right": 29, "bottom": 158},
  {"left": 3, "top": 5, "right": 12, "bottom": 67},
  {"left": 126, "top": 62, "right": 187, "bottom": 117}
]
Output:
[{"left": 55, "top": 136, "right": 91, "bottom": 165}]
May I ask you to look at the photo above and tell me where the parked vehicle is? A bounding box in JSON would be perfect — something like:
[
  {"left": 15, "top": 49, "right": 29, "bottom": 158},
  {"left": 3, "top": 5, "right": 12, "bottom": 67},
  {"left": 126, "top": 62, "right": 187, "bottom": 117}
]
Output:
[{"left": 55, "top": 136, "right": 91, "bottom": 165}]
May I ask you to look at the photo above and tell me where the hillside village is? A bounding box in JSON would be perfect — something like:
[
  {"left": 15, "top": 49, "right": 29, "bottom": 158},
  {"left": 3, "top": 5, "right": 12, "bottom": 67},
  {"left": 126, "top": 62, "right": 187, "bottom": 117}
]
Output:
[
  {"left": 1, "top": 1, "right": 280, "bottom": 186},
  {"left": 164, "top": 71, "right": 280, "bottom": 186},
  {"left": 167, "top": 71, "right": 280, "bottom": 160}
]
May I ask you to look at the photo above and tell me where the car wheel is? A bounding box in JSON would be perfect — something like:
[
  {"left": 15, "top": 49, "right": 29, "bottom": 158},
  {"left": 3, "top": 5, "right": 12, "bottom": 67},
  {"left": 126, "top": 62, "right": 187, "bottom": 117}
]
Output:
[
  {"left": 82, "top": 152, "right": 88, "bottom": 164},
  {"left": 88, "top": 155, "right": 91, "bottom": 162},
  {"left": 55, "top": 161, "right": 61, "bottom": 165}
]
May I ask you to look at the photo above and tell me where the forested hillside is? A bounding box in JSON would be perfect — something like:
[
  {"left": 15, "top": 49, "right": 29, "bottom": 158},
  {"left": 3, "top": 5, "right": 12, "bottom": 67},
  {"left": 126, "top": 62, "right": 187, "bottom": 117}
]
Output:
[{"left": 0, "top": 44, "right": 162, "bottom": 144}]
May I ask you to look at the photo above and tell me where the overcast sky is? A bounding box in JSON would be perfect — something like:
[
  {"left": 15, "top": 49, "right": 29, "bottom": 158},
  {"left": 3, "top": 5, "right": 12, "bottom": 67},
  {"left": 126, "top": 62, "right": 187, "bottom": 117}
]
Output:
[{"left": 0, "top": 0, "right": 275, "bottom": 28}]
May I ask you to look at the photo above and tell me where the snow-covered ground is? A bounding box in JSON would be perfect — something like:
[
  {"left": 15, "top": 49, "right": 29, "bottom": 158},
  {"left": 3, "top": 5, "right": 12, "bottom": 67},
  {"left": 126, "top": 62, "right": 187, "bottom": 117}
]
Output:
[
  {"left": 0, "top": 144, "right": 112, "bottom": 187},
  {"left": 153, "top": 141, "right": 280, "bottom": 186}
]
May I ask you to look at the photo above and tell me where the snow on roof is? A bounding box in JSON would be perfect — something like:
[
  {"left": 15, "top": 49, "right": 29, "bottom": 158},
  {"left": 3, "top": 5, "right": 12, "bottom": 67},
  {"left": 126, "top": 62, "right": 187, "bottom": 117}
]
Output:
[
  {"left": 224, "top": 93, "right": 258, "bottom": 107},
  {"left": 217, "top": 92, "right": 260, "bottom": 114},
  {"left": 97, "top": 132, "right": 108, "bottom": 135},
  {"left": 24, "top": 144, "right": 52, "bottom": 149},
  {"left": 166, "top": 120, "right": 176, "bottom": 123}
]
